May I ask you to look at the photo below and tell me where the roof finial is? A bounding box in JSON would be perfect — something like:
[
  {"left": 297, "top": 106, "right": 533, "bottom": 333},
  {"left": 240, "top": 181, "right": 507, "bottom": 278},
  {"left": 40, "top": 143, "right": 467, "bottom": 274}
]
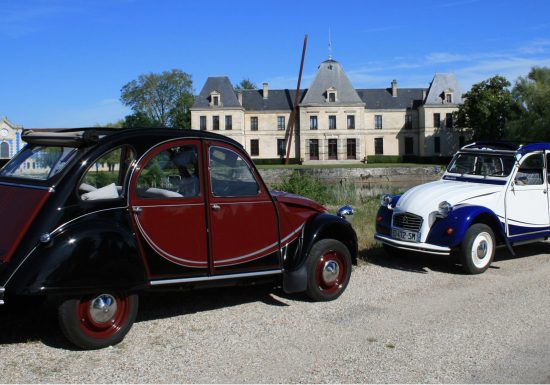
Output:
[{"left": 328, "top": 28, "right": 332, "bottom": 60}]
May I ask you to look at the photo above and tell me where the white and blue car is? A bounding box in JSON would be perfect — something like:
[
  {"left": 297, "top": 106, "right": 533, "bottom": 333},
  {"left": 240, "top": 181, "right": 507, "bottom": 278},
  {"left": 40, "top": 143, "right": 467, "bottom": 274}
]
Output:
[{"left": 375, "top": 142, "right": 550, "bottom": 274}]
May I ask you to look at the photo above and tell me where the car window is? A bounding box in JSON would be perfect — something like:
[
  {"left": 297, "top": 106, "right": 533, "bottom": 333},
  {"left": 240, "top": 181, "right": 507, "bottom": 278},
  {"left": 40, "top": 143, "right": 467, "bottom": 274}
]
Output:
[
  {"left": 447, "top": 153, "right": 514, "bottom": 177},
  {"left": 80, "top": 146, "right": 136, "bottom": 200},
  {"left": 515, "top": 153, "right": 544, "bottom": 185},
  {"left": 136, "top": 145, "right": 200, "bottom": 199},
  {"left": 209, "top": 146, "right": 259, "bottom": 197}
]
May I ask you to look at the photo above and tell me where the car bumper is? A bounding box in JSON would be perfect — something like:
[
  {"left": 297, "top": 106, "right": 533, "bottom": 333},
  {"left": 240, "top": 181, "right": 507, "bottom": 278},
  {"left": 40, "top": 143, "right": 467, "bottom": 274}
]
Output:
[{"left": 375, "top": 234, "right": 451, "bottom": 256}]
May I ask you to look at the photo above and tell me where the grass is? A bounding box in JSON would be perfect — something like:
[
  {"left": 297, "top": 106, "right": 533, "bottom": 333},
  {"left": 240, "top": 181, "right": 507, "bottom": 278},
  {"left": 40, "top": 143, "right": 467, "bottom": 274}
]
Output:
[{"left": 257, "top": 162, "right": 428, "bottom": 170}]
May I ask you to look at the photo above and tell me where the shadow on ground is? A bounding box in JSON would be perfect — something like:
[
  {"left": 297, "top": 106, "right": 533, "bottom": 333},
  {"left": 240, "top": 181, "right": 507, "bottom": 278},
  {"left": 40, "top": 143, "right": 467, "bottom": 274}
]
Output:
[{"left": 0, "top": 284, "right": 295, "bottom": 350}]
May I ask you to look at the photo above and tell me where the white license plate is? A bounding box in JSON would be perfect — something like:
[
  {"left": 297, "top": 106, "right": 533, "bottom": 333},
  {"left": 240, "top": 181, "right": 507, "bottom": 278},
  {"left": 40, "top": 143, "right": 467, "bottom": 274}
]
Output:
[{"left": 392, "top": 228, "right": 420, "bottom": 242}]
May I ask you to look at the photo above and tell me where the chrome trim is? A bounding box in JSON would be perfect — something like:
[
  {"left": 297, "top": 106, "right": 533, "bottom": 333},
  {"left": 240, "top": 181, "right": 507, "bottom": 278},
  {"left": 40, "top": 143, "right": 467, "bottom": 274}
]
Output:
[
  {"left": 375, "top": 233, "right": 451, "bottom": 256},
  {"left": 150, "top": 269, "right": 282, "bottom": 286},
  {"left": 50, "top": 206, "right": 127, "bottom": 237},
  {"left": 337, "top": 205, "right": 354, "bottom": 219},
  {"left": 0, "top": 181, "right": 54, "bottom": 192},
  {"left": 0, "top": 287, "right": 4, "bottom": 305}
]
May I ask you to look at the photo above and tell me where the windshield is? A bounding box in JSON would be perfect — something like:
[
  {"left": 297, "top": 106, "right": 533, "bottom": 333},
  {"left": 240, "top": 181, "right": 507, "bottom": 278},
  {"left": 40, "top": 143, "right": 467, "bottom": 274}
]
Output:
[
  {"left": 0, "top": 145, "right": 79, "bottom": 181},
  {"left": 447, "top": 153, "right": 515, "bottom": 177}
]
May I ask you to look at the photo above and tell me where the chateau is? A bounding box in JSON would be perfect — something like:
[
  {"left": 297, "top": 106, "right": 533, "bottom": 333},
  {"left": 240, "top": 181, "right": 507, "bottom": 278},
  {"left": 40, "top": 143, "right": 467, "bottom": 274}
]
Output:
[
  {"left": 0, "top": 117, "right": 23, "bottom": 160},
  {"left": 194, "top": 59, "right": 464, "bottom": 163}
]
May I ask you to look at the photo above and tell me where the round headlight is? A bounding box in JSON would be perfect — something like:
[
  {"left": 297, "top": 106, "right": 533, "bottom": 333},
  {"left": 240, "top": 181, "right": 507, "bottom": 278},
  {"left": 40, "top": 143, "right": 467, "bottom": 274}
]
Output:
[
  {"left": 437, "top": 201, "right": 453, "bottom": 218},
  {"left": 380, "top": 194, "right": 393, "bottom": 207}
]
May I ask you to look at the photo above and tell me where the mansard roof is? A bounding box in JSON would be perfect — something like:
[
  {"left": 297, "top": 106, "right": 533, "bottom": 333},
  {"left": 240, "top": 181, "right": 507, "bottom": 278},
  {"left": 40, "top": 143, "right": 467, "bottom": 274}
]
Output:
[
  {"left": 193, "top": 76, "right": 242, "bottom": 108},
  {"left": 301, "top": 59, "right": 364, "bottom": 106},
  {"left": 241, "top": 89, "right": 307, "bottom": 111},
  {"left": 425, "top": 73, "right": 464, "bottom": 105},
  {"left": 357, "top": 88, "right": 426, "bottom": 109}
]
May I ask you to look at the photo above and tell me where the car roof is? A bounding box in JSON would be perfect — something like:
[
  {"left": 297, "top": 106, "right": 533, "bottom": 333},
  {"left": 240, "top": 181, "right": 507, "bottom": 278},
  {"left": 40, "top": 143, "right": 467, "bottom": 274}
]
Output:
[{"left": 21, "top": 127, "right": 244, "bottom": 149}]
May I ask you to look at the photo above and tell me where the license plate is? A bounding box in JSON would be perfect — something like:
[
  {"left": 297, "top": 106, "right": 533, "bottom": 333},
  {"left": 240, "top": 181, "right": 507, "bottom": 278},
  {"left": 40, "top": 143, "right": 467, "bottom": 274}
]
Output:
[{"left": 392, "top": 228, "right": 420, "bottom": 242}]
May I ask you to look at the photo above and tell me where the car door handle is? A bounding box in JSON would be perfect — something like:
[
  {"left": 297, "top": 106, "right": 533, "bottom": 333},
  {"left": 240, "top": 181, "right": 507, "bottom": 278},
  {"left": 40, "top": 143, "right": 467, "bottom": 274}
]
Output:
[
  {"left": 211, "top": 204, "right": 221, "bottom": 211},
  {"left": 132, "top": 206, "right": 143, "bottom": 214}
]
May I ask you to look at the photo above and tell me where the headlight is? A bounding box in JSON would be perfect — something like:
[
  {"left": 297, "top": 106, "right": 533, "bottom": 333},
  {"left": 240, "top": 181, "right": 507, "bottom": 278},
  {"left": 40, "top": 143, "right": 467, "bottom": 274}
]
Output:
[
  {"left": 437, "top": 201, "right": 453, "bottom": 218},
  {"left": 380, "top": 194, "right": 393, "bottom": 207}
]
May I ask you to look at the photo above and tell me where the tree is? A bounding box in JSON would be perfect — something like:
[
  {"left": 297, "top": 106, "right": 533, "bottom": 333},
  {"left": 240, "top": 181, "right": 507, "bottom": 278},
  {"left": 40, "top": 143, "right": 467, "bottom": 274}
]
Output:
[
  {"left": 120, "top": 69, "right": 194, "bottom": 128},
  {"left": 455, "top": 76, "right": 514, "bottom": 141},
  {"left": 507, "top": 67, "right": 550, "bottom": 141},
  {"left": 234, "top": 78, "right": 257, "bottom": 90},
  {"left": 122, "top": 112, "right": 159, "bottom": 128}
]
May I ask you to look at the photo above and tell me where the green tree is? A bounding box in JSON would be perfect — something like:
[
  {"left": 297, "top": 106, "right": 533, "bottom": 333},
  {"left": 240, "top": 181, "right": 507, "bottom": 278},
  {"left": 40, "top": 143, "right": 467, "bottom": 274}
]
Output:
[
  {"left": 455, "top": 76, "right": 514, "bottom": 141},
  {"left": 122, "top": 112, "right": 159, "bottom": 128},
  {"left": 234, "top": 78, "right": 257, "bottom": 90},
  {"left": 507, "top": 67, "right": 550, "bottom": 141},
  {"left": 120, "top": 69, "right": 194, "bottom": 128}
]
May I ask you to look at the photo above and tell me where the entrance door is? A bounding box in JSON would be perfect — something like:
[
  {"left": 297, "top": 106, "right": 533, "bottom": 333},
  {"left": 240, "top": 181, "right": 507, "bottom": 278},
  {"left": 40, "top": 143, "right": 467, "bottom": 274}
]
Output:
[
  {"left": 205, "top": 141, "right": 280, "bottom": 274},
  {"left": 505, "top": 152, "right": 550, "bottom": 238},
  {"left": 129, "top": 140, "right": 208, "bottom": 278}
]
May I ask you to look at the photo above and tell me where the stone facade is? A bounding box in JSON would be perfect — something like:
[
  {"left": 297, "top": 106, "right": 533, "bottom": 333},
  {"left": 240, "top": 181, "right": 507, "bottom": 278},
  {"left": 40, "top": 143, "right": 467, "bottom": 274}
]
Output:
[
  {"left": 0, "top": 117, "right": 23, "bottom": 159},
  {"left": 191, "top": 59, "right": 465, "bottom": 163}
]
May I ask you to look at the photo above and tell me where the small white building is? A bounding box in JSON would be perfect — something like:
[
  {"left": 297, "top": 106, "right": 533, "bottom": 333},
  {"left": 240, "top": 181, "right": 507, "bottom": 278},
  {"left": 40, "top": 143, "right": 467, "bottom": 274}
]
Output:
[{"left": 0, "top": 117, "right": 23, "bottom": 160}]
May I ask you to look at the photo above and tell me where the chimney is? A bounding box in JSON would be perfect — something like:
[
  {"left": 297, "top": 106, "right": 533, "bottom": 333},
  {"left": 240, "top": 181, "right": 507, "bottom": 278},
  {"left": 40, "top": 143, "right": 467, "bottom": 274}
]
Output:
[
  {"left": 263, "top": 82, "right": 269, "bottom": 99},
  {"left": 391, "top": 79, "right": 398, "bottom": 97},
  {"left": 236, "top": 90, "right": 243, "bottom": 105}
]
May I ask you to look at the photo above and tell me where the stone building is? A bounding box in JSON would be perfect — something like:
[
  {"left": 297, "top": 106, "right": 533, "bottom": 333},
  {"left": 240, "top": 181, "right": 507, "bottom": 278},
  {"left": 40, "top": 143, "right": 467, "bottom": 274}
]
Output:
[
  {"left": 0, "top": 117, "right": 23, "bottom": 160},
  {"left": 190, "top": 59, "right": 464, "bottom": 163}
]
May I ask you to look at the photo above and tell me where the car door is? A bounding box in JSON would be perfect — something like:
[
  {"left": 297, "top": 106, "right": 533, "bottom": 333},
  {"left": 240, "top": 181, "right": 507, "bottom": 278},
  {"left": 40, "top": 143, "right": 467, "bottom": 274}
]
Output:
[
  {"left": 204, "top": 141, "right": 280, "bottom": 274},
  {"left": 129, "top": 140, "right": 209, "bottom": 278},
  {"left": 505, "top": 152, "right": 549, "bottom": 238}
]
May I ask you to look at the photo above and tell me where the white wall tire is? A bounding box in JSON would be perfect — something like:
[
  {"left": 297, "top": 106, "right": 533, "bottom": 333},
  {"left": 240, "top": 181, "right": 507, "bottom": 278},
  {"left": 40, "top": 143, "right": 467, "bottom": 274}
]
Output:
[{"left": 460, "top": 224, "right": 495, "bottom": 274}]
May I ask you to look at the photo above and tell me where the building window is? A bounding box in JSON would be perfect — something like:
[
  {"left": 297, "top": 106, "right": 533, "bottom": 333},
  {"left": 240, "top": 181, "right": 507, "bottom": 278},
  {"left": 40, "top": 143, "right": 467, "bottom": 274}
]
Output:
[
  {"left": 374, "top": 138, "right": 384, "bottom": 155},
  {"left": 405, "top": 137, "right": 414, "bottom": 155},
  {"left": 277, "top": 139, "right": 286, "bottom": 156},
  {"left": 329, "top": 115, "right": 337, "bottom": 130},
  {"left": 346, "top": 139, "right": 357, "bottom": 160},
  {"left": 347, "top": 115, "right": 355, "bottom": 129},
  {"left": 374, "top": 115, "right": 383, "bottom": 129},
  {"left": 0, "top": 142, "right": 9, "bottom": 158},
  {"left": 213, "top": 96, "right": 219, "bottom": 106},
  {"left": 277, "top": 116, "right": 285, "bottom": 130},
  {"left": 310, "top": 116, "right": 318, "bottom": 130},
  {"left": 309, "top": 139, "right": 319, "bottom": 160},
  {"left": 225, "top": 115, "right": 232, "bottom": 130},
  {"left": 250, "top": 139, "right": 259, "bottom": 156},
  {"left": 433, "top": 113, "right": 441, "bottom": 128},
  {"left": 445, "top": 113, "right": 453, "bottom": 128},
  {"left": 212, "top": 116, "right": 219, "bottom": 130},
  {"left": 328, "top": 139, "right": 338, "bottom": 160},
  {"left": 434, "top": 137, "right": 441, "bottom": 154},
  {"left": 328, "top": 92, "right": 336, "bottom": 102},
  {"left": 405, "top": 114, "right": 412, "bottom": 129},
  {"left": 251, "top": 116, "right": 258, "bottom": 131},
  {"left": 446, "top": 93, "right": 453, "bottom": 103},
  {"left": 200, "top": 116, "right": 207, "bottom": 131}
]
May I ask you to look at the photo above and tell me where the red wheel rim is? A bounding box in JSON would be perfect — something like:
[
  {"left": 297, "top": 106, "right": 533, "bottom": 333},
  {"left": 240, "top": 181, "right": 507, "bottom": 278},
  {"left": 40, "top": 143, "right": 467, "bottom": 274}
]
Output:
[
  {"left": 315, "top": 250, "right": 346, "bottom": 295},
  {"left": 77, "top": 294, "right": 130, "bottom": 339}
]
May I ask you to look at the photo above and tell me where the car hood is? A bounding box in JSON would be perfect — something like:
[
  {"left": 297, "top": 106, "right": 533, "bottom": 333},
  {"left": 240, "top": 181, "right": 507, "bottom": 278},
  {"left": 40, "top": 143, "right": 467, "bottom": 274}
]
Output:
[
  {"left": 270, "top": 191, "right": 326, "bottom": 213},
  {"left": 0, "top": 183, "right": 52, "bottom": 263},
  {"left": 395, "top": 179, "right": 503, "bottom": 216}
]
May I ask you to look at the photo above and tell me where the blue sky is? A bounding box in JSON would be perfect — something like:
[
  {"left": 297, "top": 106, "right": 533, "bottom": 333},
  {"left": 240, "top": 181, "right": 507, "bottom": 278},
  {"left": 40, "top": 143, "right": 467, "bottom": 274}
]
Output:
[{"left": 2, "top": 0, "right": 550, "bottom": 127}]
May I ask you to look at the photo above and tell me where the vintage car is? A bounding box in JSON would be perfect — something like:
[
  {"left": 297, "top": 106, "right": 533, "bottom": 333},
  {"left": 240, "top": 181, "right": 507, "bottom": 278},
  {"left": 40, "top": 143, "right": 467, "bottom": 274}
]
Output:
[
  {"left": 375, "top": 142, "right": 550, "bottom": 274},
  {"left": 0, "top": 128, "right": 357, "bottom": 349}
]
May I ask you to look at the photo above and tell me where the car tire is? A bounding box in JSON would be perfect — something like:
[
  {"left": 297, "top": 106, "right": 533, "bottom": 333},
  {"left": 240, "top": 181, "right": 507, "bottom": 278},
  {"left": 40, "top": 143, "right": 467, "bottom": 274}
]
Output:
[
  {"left": 305, "top": 239, "right": 352, "bottom": 301},
  {"left": 460, "top": 223, "right": 495, "bottom": 274},
  {"left": 58, "top": 292, "right": 138, "bottom": 350}
]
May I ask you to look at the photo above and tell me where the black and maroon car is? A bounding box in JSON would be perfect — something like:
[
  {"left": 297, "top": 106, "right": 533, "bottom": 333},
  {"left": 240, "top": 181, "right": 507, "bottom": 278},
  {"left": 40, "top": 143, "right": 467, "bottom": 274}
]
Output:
[{"left": 0, "top": 128, "right": 357, "bottom": 349}]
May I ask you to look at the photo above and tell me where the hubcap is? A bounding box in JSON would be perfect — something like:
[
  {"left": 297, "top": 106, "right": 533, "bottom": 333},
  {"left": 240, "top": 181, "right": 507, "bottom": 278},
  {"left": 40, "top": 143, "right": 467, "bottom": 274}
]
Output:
[
  {"left": 89, "top": 294, "right": 118, "bottom": 324},
  {"left": 322, "top": 260, "right": 340, "bottom": 284},
  {"left": 471, "top": 232, "right": 493, "bottom": 268},
  {"left": 476, "top": 240, "right": 488, "bottom": 259}
]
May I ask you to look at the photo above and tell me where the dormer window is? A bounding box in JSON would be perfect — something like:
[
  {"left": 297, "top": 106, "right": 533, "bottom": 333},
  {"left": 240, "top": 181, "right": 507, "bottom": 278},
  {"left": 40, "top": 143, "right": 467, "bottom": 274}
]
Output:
[
  {"left": 210, "top": 91, "right": 221, "bottom": 107},
  {"left": 445, "top": 93, "right": 453, "bottom": 103},
  {"left": 326, "top": 87, "right": 337, "bottom": 103}
]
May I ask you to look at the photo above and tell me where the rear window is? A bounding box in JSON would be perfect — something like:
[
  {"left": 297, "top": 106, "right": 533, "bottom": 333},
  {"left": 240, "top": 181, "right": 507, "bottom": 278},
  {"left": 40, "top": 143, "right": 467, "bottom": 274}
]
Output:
[{"left": 0, "top": 145, "right": 78, "bottom": 180}]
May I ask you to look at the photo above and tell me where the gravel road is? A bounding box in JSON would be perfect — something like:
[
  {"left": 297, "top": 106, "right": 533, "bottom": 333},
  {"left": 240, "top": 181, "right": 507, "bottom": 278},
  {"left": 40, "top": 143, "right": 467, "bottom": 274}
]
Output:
[{"left": 1, "top": 243, "right": 550, "bottom": 383}]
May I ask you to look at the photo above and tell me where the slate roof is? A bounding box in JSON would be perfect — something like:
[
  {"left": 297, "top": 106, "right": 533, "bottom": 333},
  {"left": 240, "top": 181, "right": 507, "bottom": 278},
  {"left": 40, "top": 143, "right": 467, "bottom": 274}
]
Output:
[
  {"left": 425, "top": 73, "right": 464, "bottom": 105},
  {"left": 301, "top": 60, "right": 364, "bottom": 105},
  {"left": 241, "top": 89, "right": 307, "bottom": 111},
  {"left": 357, "top": 88, "right": 426, "bottom": 109},
  {"left": 193, "top": 76, "right": 241, "bottom": 108}
]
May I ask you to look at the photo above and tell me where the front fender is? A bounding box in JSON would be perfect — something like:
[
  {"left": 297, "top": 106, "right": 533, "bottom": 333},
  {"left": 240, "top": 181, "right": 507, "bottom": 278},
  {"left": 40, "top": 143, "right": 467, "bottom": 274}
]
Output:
[
  {"left": 283, "top": 213, "right": 357, "bottom": 293},
  {"left": 426, "top": 205, "right": 506, "bottom": 248},
  {"left": 7, "top": 218, "right": 147, "bottom": 296}
]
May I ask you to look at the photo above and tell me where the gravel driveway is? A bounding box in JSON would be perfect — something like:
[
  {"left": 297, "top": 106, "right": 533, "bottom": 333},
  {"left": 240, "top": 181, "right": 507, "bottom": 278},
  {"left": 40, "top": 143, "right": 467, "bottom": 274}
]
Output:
[{"left": 1, "top": 243, "right": 550, "bottom": 383}]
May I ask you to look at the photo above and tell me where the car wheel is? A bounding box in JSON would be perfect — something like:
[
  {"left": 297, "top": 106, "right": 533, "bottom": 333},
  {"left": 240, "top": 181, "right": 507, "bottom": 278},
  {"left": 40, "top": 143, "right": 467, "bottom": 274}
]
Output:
[
  {"left": 58, "top": 292, "right": 138, "bottom": 349},
  {"left": 460, "top": 223, "right": 495, "bottom": 274},
  {"left": 305, "top": 239, "right": 352, "bottom": 301}
]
